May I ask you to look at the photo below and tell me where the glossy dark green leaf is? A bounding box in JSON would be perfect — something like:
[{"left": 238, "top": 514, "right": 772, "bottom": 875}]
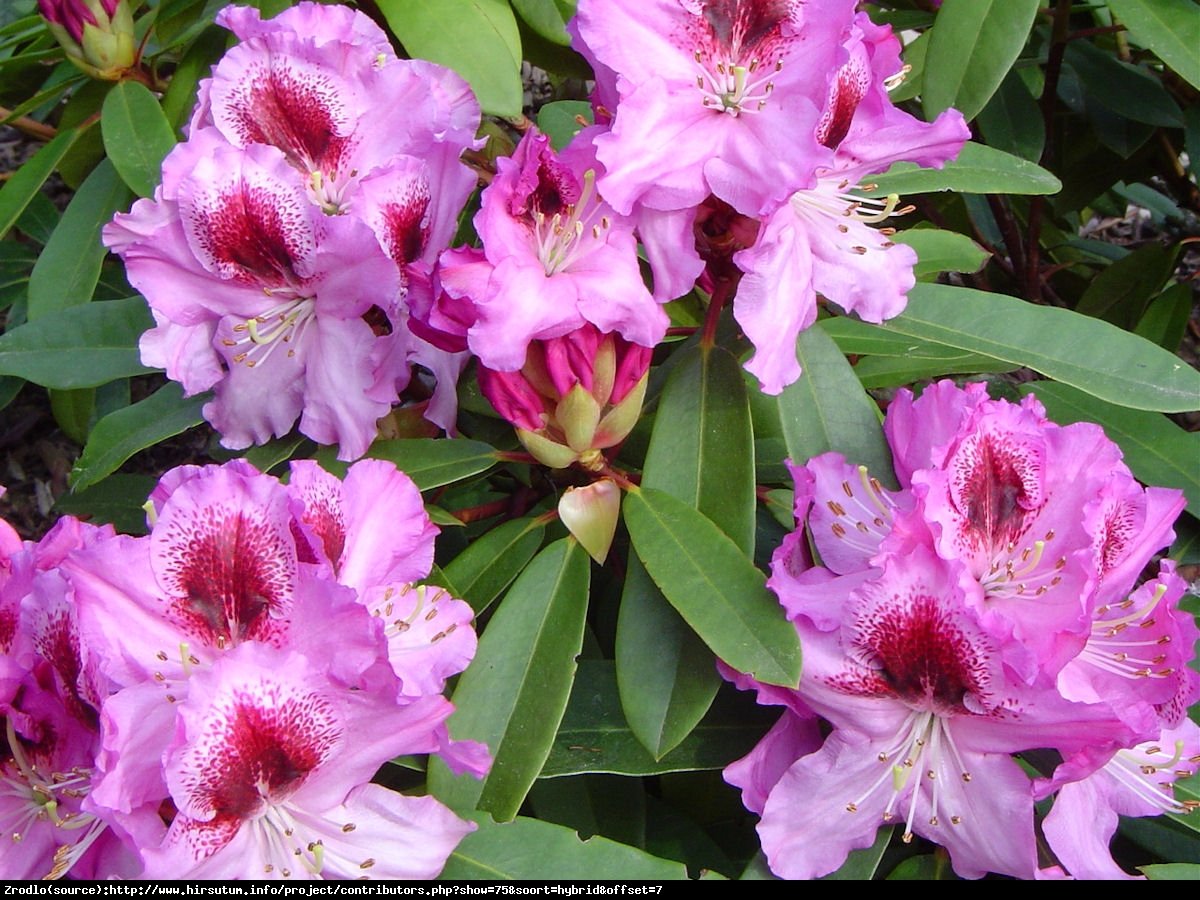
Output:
[
  {"left": 50, "top": 388, "right": 94, "bottom": 445},
  {"left": 242, "top": 435, "right": 310, "bottom": 476},
  {"left": 1065, "top": 39, "right": 1183, "bottom": 127},
  {"left": 160, "top": 25, "right": 229, "bottom": 131},
  {"left": 359, "top": 438, "right": 496, "bottom": 489},
  {"left": 1075, "top": 242, "right": 1178, "bottom": 329},
  {"left": 864, "top": 142, "right": 1061, "bottom": 197},
  {"left": 70, "top": 383, "right": 207, "bottom": 492},
  {"left": 923, "top": 0, "right": 1041, "bottom": 120},
  {"left": 851, "top": 353, "right": 1018, "bottom": 389},
  {"left": 14, "top": 191, "right": 60, "bottom": 244},
  {"left": 536, "top": 100, "right": 592, "bottom": 150},
  {"left": 625, "top": 487, "right": 801, "bottom": 688},
  {"left": 510, "top": 0, "right": 569, "bottom": 45},
  {"left": 1170, "top": 514, "right": 1199, "bottom": 564},
  {"left": 882, "top": 284, "right": 1200, "bottom": 412},
  {"left": 377, "top": 0, "right": 522, "bottom": 116},
  {"left": 894, "top": 228, "right": 989, "bottom": 279},
  {"left": 429, "top": 538, "right": 590, "bottom": 820},
  {"left": 886, "top": 852, "right": 957, "bottom": 880},
  {"left": 54, "top": 473, "right": 157, "bottom": 535},
  {"left": 1166, "top": 771, "right": 1200, "bottom": 835},
  {"left": 1108, "top": 0, "right": 1200, "bottom": 91},
  {"left": 0, "top": 127, "right": 81, "bottom": 241},
  {"left": 773, "top": 323, "right": 895, "bottom": 487},
  {"left": 616, "top": 345, "right": 754, "bottom": 757},
  {"left": 542, "top": 661, "right": 775, "bottom": 778},
  {"left": 442, "top": 516, "right": 546, "bottom": 613},
  {"left": 976, "top": 69, "right": 1045, "bottom": 161},
  {"left": 102, "top": 81, "right": 178, "bottom": 197},
  {"left": 26, "top": 160, "right": 132, "bottom": 320},
  {"left": 0, "top": 296, "right": 154, "bottom": 388},
  {"left": 1135, "top": 283, "right": 1193, "bottom": 351},
  {"left": 440, "top": 815, "right": 690, "bottom": 880},
  {"left": 528, "top": 774, "right": 646, "bottom": 848}
]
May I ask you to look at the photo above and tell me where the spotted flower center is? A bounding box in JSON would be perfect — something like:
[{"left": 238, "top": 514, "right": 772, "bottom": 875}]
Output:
[
  {"left": 690, "top": 0, "right": 790, "bottom": 116},
  {"left": 530, "top": 169, "right": 611, "bottom": 276},
  {"left": 225, "top": 296, "right": 318, "bottom": 369}
]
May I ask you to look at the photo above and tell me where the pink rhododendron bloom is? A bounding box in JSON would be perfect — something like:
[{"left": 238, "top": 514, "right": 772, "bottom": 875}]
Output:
[
  {"left": 140, "top": 642, "right": 472, "bottom": 879},
  {"left": 732, "top": 14, "right": 969, "bottom": 393},
  {"left": 572, "top": 0, "right": 852, "bottom": 217},
  {"left": 105, "top": 133, "right": 402, "bottom": 459},
  {"left": 439, "top": 128, "right": 666, "bottom": 371}
]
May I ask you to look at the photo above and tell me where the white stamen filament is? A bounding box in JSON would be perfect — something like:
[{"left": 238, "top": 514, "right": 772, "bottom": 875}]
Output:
[
  {"left": 693, "top": 50, "right": 782, "bottom": 116},
  {"left": 533, "top": 170, "right": 610, "bottom": 275},
  {"left": 227, "top": 298, "right": 318, "bottom": 368}
]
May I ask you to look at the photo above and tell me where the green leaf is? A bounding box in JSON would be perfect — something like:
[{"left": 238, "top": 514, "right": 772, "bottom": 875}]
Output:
[
  {"left": 356, "top": 438, "right": 495, "bottom": 489},
  {"left": 0, "top": 127, "right": 82, "bottom": 241},
  {"left": 625, "top": 487, "right": 801, "bottom": 688},
  {"left": 528, "top": 774, "right": 646, "bottom": 848},
  {"left": 895, "top": 228, "right": 989, "bottom": 280},
  {"left": 887, "top": 852, "right": 957, "bottom": 880},
  {"left": 1075, "top": 242, "right": 1178, "bottom": 329},
  {"left": 26, "top": 159, "right": 132, "bottom": 321},
  {"left": 879, "top": 283, "right": 1200, "bottom": 412},
  {"left": 616, "top": 345, "right": 754, "bottom": 757},
  {"left": 1142, "top": 864, "right": 1200, "bottom": 880},
  {"left": 50, "top": 388, "right": 94, "bottom": 445},
  {"left": 851, "top": 353, "right": 1018, "bottom": 389},
  {"left": 863, "top": 142, "right": 1061, "bottom": 197},
  {"left": 242, "top": 435, "right": 311, "bottom": 475},
  {"left": 1135, "top": 282, "right": 1193, "bottom": 351},
  {"left": 823, "top": 827, "right": 894, "bottom": 880},
  {"left": 376, "top": 0, "right": 522, "bottom": 116},
  {"left": 14, "top": 191, "right": 60, "bottom": 244},
  {"left": 923, "top": 0, "right": 1041, "bottom": 120},
  {"left": 440, "top": 815, "right": 690, "bottom": 880},
  {"left": 0, "top": 296, "right": 154, "bottom": 388},
  {"left": 70, "top": 383, "right": 207, "bottom": 492},
  {"left": 102, "top": 81, "right": 178, "bottom": 198},
  {"left": 442, "top": 516, "right": 546, "bottom": 614},
  {"left": 54, "top": 473, "right": 157, "bottom": 535},
  {"left": 510, "top": 0, "right": 569, "bottom": 45},
  {"left": 1064, "top": 39, "right": 1183, "bottom": 127},
  {"left": 773, "top": 323, "right": 896, "bottom": 487},
  {"left": 1165, "top": 769, "right": 1200, "bottom": 835},
  {"left": 429, "top": 538, "right": 590, "bottom": 820},
  {"left": 541, "top": 661, "right": 775, "bottom": 778},
  {"left": 1107, "top": 0, "right": 1200, "bottom": 92},
  {"left": 976, "top": 69, "right": 1045, "bottom": 162},
  {"left": 536, "top": 100, "right": 592, "bottom": 150},
  {"left": 160, "top": 25, "right": 229, "bottom": 131}
]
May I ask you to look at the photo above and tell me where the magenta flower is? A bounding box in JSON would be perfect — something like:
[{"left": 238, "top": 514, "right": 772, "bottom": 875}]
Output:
[
  {"left": 439, "top": 128, "right": 666, "bottom": 371},
  {"left": 38, "top": 0, "right": 135, "bottom": 79},
  {"left": 105, "top": 133, "right": 402, "bottom": 459},
  {"left": 572, "top": 0, "right": 853, "bottom": 217},
  {"left": 141, "top": 642, "right": 472, "bottom": 879}
]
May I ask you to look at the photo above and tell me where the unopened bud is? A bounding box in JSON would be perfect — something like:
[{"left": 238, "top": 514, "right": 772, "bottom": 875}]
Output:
[
  {"left": 558, "top": 479, "right": 621, "bottom": 564},
  {"left": 39, "top": 0, "right": 136, "bottom": 80}
]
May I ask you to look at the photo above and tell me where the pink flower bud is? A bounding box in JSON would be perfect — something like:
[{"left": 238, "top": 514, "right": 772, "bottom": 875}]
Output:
[
  {"left": 479, "top": 324, "right": 652, "bottom": 468},
  {"left": 40, "top": 0, "right": 135, "bottom": 79},
  {"left": 558, "top": 479, "right": 621, "bottom": 564}
]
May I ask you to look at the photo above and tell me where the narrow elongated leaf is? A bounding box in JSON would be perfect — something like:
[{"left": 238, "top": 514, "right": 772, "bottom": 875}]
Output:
[
  {"left": 852, "top": 353, "right": 1017, "bottom": 389},
  {"left": 161, "top": 25, "right": 229, "bottom": 131},
  {"left": 976, "top": 69, "right": 1045, "bottom": 161},
  {"left": 365, "top": 438, "right": 497, "bottom": 489},
  {"left": 881, "top": 284, "right": 1200, "bottom": 412},
  {"left": 863, "top": 142, "right": 1061, "bottom": 197},
  {"left": 542, "top": 661, "right": 774, "bottom": 778},
  {"left": 1143, "top": 864, "right": 1200, "bottom": 881},
  {"left": 625, "top": 487, "right": 801, "bottom": 688},
  {"left": 1135, "top": 282, "right": 1193, "bottom": 351},
  {"left": 923, "top": 0, "right": 1041, "bottom": 120},
  {"left": 54, "top": 473, "right": 157, "bottom": 535},
  {"left": 1075, "top": 241, "right": 1178, "bottom": 328},
  {"left": 429, "top": 539, "right": 590, "bottom": 820},
  {"left": 617, "top": 345, "right": 754, "bottom": 757},
  {"left": 14, "top": 192, "right": 60, "bottom": 244},
  {"left": 510, "top": 0, "right": 569, "bottom": 45},
  {"left": 27, "top": 160, "right": 132, "bottom": 320},
  {"left": 0, "top": 127, "right": 81, "bottom": 241},
  {"left": 772, "top": 324, "right": 894, "bottom": 484},
  {"left": 1108, "top": 0, "right": 1200, "bottom": 91},
  {"left": 376, "top": 0, "right": 522, "bottom": 116},
  {"left": 894, "top": 228, "right": 989, "bottom": 279},
  {"left": 102, "top": 81, "right": 178, "bottom": 198},
  {"left": 50, "top": 388, "right": 94, "bottom": 445},
  {"left": 1064, "top": 40, "right": 1183, "bottom": 127},
  {"left": 0, "top": 296, "right": 154, "bottom": 388},
  {"left": 70, "top": 383, "right": 207, "bottom": 492},
  {"left": 442, "top": 516, "right": 546, "bottom": 613},
  {"left": 440, "top": 815, "right": 690, "bottom": 880}
]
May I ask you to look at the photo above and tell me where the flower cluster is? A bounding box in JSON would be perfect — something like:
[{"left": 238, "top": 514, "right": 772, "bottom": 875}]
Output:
[
  {"left": 0, "top": 461, "right": 484, "bottom": 879},
  {"left": 104, "top": 3, "right": 482, "bottom": 459},
  {"left": 723, "top": 381, "right": 1198, "bottom": 879}
]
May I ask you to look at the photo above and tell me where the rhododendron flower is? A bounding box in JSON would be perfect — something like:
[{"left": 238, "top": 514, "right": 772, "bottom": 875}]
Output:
[
  {"left": 140, "top": 642, "right": 472, "bottom": 879},
  {"left": 478, "top": 324, "right": 652, "bottom": 469},
  {"left": 439, "top": 128, "right": 666, "bottom": 371},
  {"left": 732, "top": 14, "right": 969, "bottom": 393},
  {"left": 105, "top": 133, "right": 402, "bottom": 459},
  {"left": 39, "top": 0, "right": 135, "bottom": 79},
  {"left": 572, "top": 0, "right": 852, "bottom": 217}
]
